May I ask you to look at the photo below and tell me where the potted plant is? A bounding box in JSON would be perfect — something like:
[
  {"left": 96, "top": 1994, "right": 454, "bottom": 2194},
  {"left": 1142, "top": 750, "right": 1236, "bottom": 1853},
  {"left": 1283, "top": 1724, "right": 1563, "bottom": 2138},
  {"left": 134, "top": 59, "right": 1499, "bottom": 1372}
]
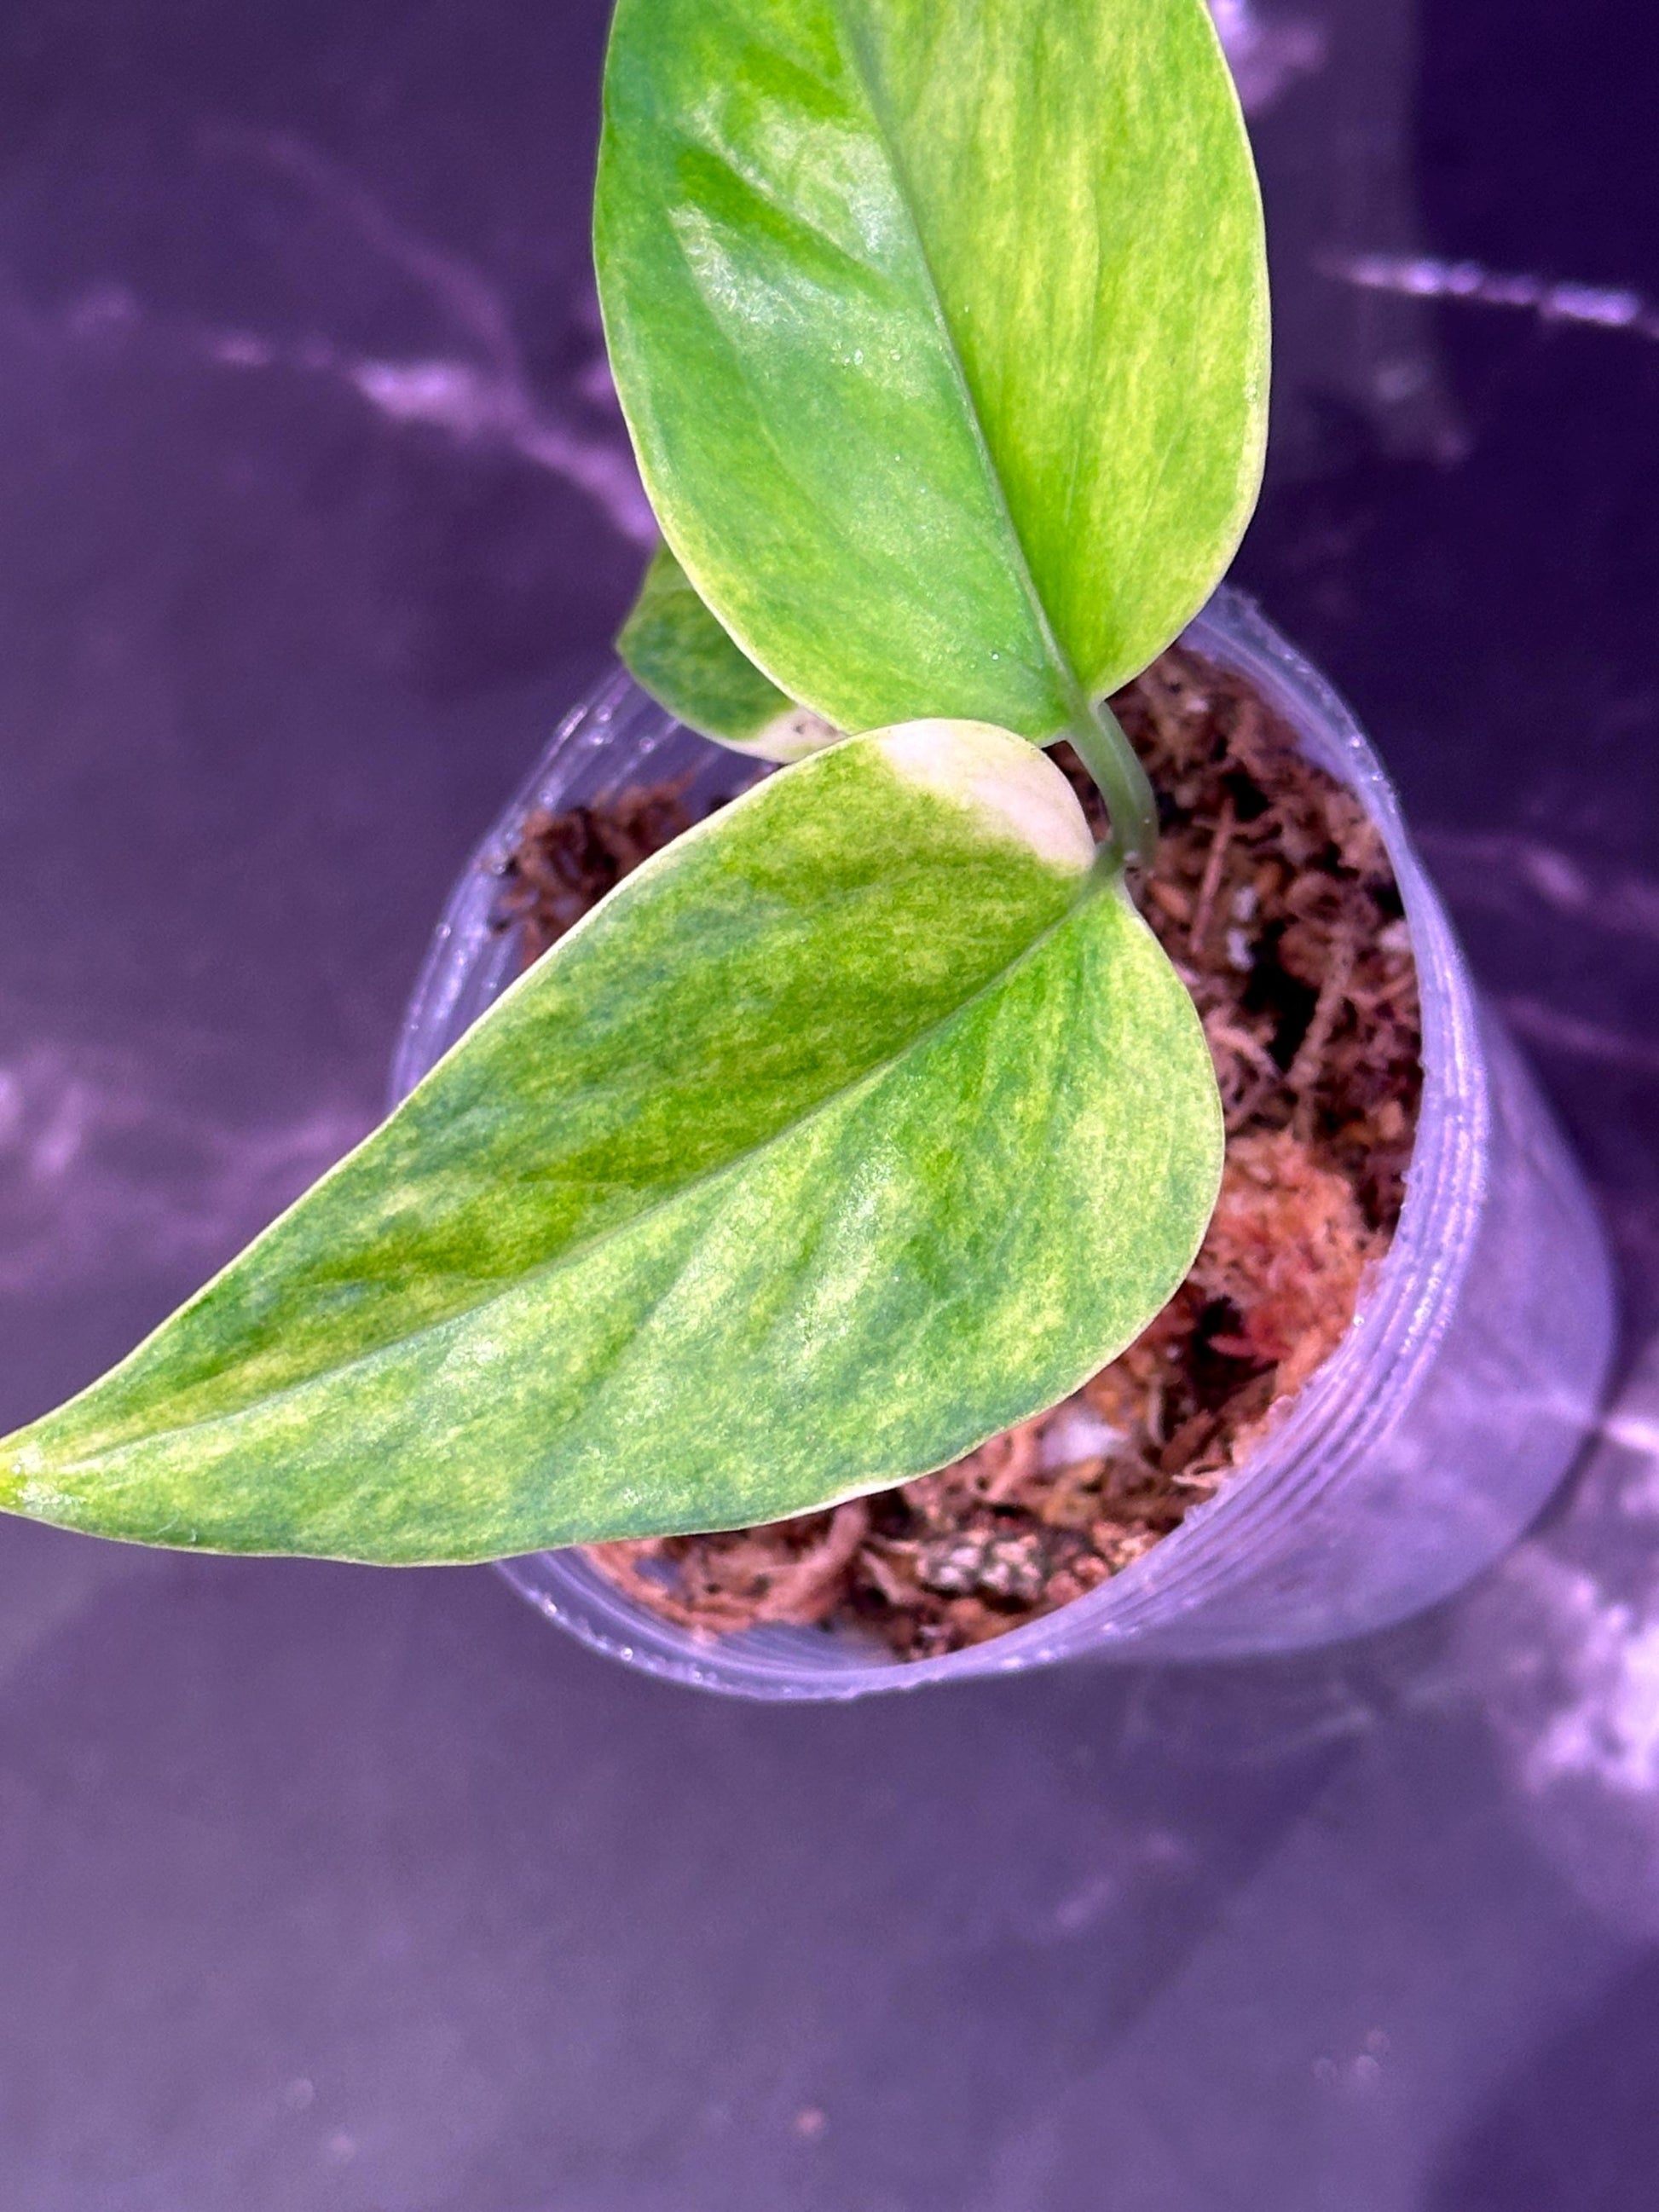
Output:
[{"left": 0, "top": 0, "right": 1615, "bottom": 1698}]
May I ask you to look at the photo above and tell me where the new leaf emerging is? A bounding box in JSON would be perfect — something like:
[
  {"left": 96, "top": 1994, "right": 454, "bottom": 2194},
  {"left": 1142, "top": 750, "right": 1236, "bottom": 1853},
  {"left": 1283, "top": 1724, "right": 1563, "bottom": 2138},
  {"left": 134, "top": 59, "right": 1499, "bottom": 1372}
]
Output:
[{"left": 619, "top": 542, "right": 842, "bottom": 759}]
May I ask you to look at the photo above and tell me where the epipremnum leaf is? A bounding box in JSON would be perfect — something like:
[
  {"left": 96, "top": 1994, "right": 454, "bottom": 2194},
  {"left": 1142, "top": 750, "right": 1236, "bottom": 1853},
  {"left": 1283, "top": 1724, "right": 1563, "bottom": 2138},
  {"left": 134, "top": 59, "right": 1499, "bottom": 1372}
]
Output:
[
  {"left": 595, "top": 0, "right": 1268, "bottom": 738},
  {"left": 617, "top": 541, "right": 841, "bottom": 759},
  {"left": 0, "top": 727, "right": 1222, "bottom": 1562}
]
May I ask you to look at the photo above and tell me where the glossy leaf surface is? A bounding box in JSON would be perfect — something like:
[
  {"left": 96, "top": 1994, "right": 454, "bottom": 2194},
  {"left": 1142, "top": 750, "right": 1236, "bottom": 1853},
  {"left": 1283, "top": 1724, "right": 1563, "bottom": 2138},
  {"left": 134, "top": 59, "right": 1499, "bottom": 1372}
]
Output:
[
  {"left": 617, "top": 542, "right": 841, "bottom": 759},
  {"left": 596, "top": 0, "right": 1267, "bottom": 738},
  {"left": 1, "top": 727, "right": 1221, "bottom": 1562}
]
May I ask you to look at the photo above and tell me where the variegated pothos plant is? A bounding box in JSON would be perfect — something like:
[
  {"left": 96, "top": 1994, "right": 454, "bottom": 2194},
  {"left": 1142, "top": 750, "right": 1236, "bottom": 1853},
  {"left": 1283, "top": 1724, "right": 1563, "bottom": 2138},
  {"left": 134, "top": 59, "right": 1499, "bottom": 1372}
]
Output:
[{"left": 0, "top": 0, "right": 1268, "bottom": 1562}]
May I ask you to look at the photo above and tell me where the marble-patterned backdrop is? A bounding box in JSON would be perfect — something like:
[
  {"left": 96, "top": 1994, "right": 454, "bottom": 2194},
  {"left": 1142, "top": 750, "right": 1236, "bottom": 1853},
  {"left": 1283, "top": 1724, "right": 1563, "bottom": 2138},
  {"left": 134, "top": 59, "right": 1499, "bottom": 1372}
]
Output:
[{"left": 1, "top": 2, "right": 1657, "bottom": 2207}]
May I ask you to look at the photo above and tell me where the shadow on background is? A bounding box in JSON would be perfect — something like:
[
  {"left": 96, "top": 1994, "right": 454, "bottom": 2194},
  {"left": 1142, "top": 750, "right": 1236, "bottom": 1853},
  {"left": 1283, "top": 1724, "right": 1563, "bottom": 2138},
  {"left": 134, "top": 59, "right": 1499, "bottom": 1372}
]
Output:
[
  {"left": 0, "top": 1526, "right": 1374, "bottom": 2209},
  {"left": 1427, "top": 1952, "right": 1659, "bottom": 2212}
]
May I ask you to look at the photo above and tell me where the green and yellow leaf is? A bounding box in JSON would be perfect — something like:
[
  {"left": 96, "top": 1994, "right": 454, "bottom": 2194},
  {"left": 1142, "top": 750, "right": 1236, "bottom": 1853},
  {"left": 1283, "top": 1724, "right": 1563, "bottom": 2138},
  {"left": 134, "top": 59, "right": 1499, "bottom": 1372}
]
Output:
[
  {"left": 0, "top": 726, "right": 1221, "bottom": 1562},
  {"left": 618, "top": 541, "right": 841, "bottom": 759},
  {"left": 596, "top": 0, "right": 1268, "bottom": 738}
]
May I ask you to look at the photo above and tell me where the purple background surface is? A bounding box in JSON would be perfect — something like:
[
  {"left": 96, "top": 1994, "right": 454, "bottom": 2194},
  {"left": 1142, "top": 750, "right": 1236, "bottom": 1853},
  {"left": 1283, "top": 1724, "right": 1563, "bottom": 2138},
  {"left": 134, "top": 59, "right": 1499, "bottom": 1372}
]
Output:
[{"left": 3, "top": 3, "right": 1659, "bottom": 2206}]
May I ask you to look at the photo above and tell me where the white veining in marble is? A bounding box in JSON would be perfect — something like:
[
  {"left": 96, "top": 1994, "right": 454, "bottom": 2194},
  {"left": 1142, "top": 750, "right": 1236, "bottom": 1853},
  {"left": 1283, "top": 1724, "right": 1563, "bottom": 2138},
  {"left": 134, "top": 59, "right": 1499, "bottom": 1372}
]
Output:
[
  {"left": 0, "top": 1026, "right": 367, "bottom": 1298},
  {"left": 1445, "top": 1341, "right": 1659, "bottom": 1936},
  {"left": 1495, "top": 1000, "right": 1659, "bottom": 1076},
  {"left": 1327, "top": 252, "right": 1659, "bottom": 344},
  {"left": 1418, "top": 829, "right": 1659, "bottom": 944},
  {"left": 1211, "top": 0, "right": 1327, "bottom": 113},
  {"left": 28, "top": 124, "right": 661, "bottom": 551}
]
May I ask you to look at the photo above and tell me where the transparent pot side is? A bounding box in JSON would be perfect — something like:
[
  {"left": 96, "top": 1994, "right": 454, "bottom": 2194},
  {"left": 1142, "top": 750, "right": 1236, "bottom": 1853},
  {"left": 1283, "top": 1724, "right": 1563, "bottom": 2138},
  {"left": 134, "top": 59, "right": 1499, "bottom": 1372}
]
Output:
[{"left": 390, "top": 590, "right": 1617, "bottom": 1699}]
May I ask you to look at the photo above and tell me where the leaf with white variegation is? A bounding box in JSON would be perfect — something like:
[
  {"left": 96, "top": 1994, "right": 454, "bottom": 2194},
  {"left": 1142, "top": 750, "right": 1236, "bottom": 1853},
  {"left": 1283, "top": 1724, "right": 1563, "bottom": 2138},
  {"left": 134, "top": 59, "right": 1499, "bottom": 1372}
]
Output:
[{"left": 0, "top": 727, "right": 1221, "bottom": 1562}]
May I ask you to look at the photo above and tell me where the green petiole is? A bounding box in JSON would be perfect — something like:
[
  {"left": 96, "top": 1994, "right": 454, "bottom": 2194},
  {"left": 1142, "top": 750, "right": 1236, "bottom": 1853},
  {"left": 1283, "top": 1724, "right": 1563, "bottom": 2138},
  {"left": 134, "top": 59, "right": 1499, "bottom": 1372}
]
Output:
[{"left": 1063, "top": 699, "right": 1160, "bottom": 877}]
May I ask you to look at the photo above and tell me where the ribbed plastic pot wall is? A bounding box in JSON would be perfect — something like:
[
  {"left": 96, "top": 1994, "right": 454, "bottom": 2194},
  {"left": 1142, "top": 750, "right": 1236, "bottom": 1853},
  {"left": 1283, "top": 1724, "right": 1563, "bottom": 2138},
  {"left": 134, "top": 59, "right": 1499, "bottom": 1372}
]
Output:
[{"left": 391, "top": 590, "right": 1617, "bottom": 1700}]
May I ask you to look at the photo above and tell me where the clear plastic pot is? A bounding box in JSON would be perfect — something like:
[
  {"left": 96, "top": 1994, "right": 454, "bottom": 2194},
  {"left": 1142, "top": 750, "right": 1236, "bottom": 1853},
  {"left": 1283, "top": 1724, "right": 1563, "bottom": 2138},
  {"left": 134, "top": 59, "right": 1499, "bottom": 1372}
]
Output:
[{"left": 390, "top": 589, "right": 1617, "bottom": 1699}]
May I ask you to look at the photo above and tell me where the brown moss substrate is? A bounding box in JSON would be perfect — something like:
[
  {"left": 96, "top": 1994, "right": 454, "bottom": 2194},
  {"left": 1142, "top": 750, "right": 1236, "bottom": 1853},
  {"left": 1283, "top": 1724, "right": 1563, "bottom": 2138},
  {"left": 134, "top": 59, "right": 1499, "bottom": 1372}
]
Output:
[{"left": 492, "top": 645, "right": 1422, "bottom": 1659}]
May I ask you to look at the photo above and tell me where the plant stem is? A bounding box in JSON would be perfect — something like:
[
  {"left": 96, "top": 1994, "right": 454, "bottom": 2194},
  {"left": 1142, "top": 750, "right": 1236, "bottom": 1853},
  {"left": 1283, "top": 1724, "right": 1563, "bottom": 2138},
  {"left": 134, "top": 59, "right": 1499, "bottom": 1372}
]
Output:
[{"left": 1066, "top": 699, "right": 1159, "bottom": 875}]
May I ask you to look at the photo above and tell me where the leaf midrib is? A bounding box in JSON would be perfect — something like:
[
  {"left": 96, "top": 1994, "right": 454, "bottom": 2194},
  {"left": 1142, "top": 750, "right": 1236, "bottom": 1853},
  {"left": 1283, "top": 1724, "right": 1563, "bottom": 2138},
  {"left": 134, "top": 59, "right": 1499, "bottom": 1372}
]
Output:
[
  {"left": 48, "top": 871, "right": 1116, "bottom": 1462},
  {"left": 832, "top": 0, "right": 1094, "bottom": 737}
]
